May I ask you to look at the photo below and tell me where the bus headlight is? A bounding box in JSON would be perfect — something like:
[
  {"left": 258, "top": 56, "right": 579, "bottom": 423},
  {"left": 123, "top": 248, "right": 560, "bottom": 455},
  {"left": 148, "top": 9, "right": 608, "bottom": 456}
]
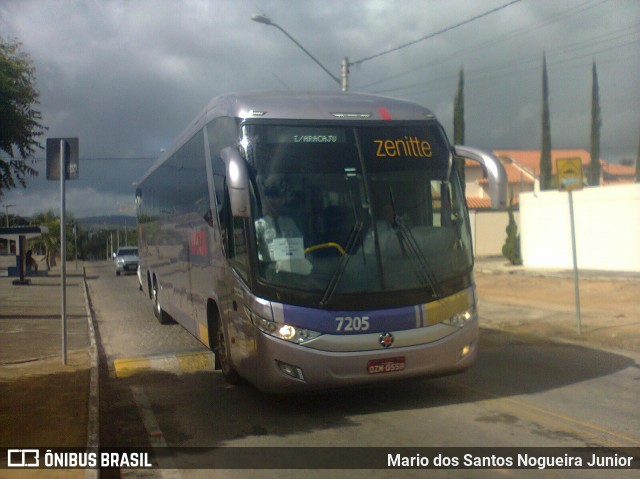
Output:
[
  {"left": 252, "top": 315, "right": 322, "bottom": 344},
  {"left": 445, "top": 306, "right": 477, "bottom": 328}
]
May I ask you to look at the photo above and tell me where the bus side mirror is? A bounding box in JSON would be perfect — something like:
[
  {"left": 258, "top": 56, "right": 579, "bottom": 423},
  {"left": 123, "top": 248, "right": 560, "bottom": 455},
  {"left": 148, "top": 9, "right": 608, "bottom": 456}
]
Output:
[
  {"left": 220, "top": 147, "right": 251, "bottom": 217},
  {"left": 454, "top": 145, "right": 508, "bottom": 210}
]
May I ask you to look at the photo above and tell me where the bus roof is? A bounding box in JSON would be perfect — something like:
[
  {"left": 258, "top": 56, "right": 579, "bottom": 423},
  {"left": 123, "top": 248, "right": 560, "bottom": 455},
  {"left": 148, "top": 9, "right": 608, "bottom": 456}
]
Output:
[
  {"left": 138, "top": 91, "right": 439, "bottom": 185},
  {"left": 203, "top": 91, "right": 436, "bottom": 122}
]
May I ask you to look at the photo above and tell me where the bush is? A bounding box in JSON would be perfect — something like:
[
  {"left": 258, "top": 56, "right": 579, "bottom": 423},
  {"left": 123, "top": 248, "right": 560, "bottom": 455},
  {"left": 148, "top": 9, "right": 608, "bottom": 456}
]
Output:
[{"left": 502, "top": 194, "right": 522, "bottom": 265}]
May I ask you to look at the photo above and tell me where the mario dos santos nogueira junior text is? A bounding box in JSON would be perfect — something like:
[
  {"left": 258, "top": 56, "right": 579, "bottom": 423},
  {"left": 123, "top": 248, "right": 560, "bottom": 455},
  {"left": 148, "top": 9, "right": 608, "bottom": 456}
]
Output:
[{"left": 387, "top": 452, "right": 636, "bottom": 469}]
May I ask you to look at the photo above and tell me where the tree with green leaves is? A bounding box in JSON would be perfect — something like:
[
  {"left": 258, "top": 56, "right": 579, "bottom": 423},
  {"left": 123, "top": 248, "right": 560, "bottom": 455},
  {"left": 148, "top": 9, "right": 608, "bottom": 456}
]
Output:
[
  {"left": 30, "top": 209, "right": 60, "bottom": 270},
  {"left": 589, "top": 61, "right": 601, "bottom": 186},
  {"left": 0, "top": 36, "right": 47, "bottom": 199},
  {"left": 453, "top": 67, "right": 466, "bottom": 195},
  {"left": 539, "top": 53, "right": 553, "bottom": 190}
]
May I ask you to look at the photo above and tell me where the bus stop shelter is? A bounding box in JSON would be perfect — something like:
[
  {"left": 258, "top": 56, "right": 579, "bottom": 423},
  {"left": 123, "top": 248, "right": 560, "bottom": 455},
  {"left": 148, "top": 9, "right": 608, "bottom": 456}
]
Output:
[{"left": 0, "top": 226, "right": 49, "bottom": 285}]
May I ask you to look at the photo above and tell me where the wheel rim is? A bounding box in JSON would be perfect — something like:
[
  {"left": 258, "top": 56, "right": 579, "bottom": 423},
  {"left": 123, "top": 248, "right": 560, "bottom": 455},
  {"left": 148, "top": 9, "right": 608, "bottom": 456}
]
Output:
[{"left": 153, "top": 284, "right": 161, "bottom": 316}]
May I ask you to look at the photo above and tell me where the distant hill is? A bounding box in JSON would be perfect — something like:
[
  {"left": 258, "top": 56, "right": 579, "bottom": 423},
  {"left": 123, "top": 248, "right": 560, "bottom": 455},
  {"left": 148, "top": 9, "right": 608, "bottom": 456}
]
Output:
[{"left": 77, "top": 215, "right": 136, "bottom": 229}]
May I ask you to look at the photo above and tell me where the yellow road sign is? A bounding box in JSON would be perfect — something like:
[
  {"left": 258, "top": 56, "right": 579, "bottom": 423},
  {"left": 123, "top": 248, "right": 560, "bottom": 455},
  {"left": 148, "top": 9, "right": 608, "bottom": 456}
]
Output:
[{"left": 556, "top": 157, "right": 583, "bottom": 191}]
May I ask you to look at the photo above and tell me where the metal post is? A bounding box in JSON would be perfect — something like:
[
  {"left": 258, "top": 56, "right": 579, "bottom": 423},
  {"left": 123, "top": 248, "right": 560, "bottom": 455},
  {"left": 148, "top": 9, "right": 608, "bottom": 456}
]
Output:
[
  {"left": 60, "top": 139, "right": 67, "bottom": 364},
  {"left": 568, "top": 191, "right": 582, "bottom": 334},
  {"left": 3, "top": 204, "right": 15, "bottom": 254},
  {"left": 74, "top": 223, "right": 78, "bottom": 271}
]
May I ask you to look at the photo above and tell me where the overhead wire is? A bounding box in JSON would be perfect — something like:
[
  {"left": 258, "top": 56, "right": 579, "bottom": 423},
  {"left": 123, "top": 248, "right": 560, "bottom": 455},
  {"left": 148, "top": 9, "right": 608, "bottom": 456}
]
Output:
[
  {"left": 355, "top": 0, "right": 625, "bottom": 93},
  {"left": 351, "top": 0, "right": 524, "bottom": 66},
  {"left": 355, "top": 0, "right": 610, "bottom": 91},
  {"left": 364, "top": 1, "right": 638, "bottom": 97}
]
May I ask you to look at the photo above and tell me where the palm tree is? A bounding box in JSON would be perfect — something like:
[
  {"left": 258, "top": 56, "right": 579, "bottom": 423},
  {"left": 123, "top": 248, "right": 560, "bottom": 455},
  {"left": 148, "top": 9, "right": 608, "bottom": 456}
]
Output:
[{"left": 30, "top": 209, "right": 59, "bottom": 270}]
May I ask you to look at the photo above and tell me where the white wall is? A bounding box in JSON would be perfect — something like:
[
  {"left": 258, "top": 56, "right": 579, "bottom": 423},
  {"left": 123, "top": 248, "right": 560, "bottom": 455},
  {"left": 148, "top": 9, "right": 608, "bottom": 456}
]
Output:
[
  {"left": 469, "top": 210, "right": 519, "bottom": 257},
  {"left": 520, "top": 183, "right": 640, "bottom": 272},
  {"left": 465, "top": 166, "right": 487, "bottom": 198}
]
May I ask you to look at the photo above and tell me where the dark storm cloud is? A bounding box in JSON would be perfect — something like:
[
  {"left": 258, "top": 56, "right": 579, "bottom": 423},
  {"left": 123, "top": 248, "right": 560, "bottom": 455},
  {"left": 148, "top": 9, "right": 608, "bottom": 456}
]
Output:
[{"left": 1, "top": 0, "right": 638, "bottom": 217}]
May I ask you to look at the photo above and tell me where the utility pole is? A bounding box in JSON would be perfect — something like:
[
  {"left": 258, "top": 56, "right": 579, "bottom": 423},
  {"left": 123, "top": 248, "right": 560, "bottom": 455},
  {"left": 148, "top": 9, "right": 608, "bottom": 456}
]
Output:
[
  {"left": 2, "top": 204, "right": 16, "bottom": 254},
  {"left": 341, "top": 57, "right": 349, "bottom": 92}
]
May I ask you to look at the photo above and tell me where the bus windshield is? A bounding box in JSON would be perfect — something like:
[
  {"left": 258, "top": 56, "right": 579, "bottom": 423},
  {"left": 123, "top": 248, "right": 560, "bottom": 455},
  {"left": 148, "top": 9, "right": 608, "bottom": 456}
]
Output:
[{"left": 243, "top": 122, "right": 472, "bottom": 304}]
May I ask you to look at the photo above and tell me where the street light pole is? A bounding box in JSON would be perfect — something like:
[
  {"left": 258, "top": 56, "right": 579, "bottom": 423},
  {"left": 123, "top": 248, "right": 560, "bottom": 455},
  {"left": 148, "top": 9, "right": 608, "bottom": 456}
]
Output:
[{"left": 251, "top": 14, "right": 348, "bottom": 91}]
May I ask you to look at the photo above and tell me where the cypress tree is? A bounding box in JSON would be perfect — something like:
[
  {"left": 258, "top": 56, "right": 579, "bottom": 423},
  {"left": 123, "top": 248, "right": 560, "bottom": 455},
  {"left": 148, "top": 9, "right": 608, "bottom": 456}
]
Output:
[
  {"left": 502, "top": 191, "right": 522, "bottom": 265},
  {"left": 540, "top": 53, "right": 553, "bottom": 190},
  {"left": 454, "top": 67, "right": 465, "bottom": 145},
  {"left": 453, "top": 67, "right": 466, "bottom": 195},
  {"left": 589, "top": 61, "right": 601, "bottom": 186},
  {"left": 636, "top": 129, "right": 640, "bottom": 183}
]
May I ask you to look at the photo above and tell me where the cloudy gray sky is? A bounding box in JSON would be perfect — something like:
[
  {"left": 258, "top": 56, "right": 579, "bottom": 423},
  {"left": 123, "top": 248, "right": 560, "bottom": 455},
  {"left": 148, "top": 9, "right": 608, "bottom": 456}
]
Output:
[{"left": 1, "top": 0, "right": 638, "bottom": 218}]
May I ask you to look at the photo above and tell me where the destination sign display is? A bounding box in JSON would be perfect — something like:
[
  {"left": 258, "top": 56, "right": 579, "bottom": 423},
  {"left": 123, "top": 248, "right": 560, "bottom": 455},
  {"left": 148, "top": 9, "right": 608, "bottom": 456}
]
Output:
[{"left": 267, "top": 127, "right": 346, "bottom": 144}]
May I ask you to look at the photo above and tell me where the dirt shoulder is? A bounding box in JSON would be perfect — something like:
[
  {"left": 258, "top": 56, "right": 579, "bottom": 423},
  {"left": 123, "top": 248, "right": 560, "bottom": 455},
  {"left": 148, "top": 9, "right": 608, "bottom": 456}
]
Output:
[{"left": 475, "top": 270, "right": 640, "bottom": 353}]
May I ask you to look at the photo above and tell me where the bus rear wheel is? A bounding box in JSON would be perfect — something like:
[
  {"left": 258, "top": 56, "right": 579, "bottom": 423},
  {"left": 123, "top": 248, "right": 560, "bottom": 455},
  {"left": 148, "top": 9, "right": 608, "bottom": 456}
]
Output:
[{"left": 152, "top": 278, "right": 171, "bottom": 325}]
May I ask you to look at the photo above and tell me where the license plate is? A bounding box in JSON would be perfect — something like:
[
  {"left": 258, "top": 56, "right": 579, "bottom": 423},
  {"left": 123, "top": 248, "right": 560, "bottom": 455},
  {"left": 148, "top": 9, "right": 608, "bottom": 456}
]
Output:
[{"left": 367, "top": 357, "right": 406, "bottom": 375}]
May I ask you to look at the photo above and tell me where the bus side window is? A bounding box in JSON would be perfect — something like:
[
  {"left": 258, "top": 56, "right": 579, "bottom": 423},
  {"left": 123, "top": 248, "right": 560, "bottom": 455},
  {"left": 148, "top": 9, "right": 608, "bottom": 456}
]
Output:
[
  {"left": 231, "top": 216, "right": 249, "bottom": 281},
  {"left": 223, "top": 184, "right": 249, "bottom": 282},
  {"left": 214, "top": 172, "right": 228, "bottom": 253},
  {"left": 208, "top": 116, "right": 240, "bottom": 254}
]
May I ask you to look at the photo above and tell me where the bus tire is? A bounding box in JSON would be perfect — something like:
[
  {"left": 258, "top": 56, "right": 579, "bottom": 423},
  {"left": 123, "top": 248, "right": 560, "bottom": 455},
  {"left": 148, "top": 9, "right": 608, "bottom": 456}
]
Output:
[
  {"left": 146, "top": 272, "right": 153, "bottom": 300},
  {"left": 210, "top": 305, "right": 241, "bottom": 385},
  {"left": 152, "top": 277, "right": 172, "bottom": 325}
]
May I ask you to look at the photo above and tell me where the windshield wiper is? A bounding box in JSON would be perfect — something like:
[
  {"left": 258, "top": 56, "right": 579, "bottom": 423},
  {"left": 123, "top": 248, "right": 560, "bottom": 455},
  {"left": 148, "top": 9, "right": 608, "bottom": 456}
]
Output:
[
  {"left": 319, "top": 220, "right": 363, "bottom": 306},
  {"left": 388, "top": 187, "right": 443, "bottom": 298}
]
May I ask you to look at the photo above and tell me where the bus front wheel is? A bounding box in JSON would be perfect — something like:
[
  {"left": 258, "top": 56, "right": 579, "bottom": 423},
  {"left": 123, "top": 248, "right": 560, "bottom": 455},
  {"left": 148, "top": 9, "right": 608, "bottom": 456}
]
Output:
[{"left": 215, "top": 316, "right": 241, "bottom": 385}]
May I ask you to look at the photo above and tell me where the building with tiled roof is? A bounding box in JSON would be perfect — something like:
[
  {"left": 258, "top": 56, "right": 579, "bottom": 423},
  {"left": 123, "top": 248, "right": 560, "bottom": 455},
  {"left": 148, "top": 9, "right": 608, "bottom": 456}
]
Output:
[
  {"left": 601, "top": 162, "right": 637, "bottom": 185},
  {"left": 464, "top": 148, "right": 636, "bottom": 209}
]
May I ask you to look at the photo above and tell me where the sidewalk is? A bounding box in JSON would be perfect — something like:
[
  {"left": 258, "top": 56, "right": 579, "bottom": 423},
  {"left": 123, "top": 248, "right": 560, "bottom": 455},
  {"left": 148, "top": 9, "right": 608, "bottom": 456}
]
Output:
[
  {"left": 474, "top": 256, "right": 640, "bottom": 353},
  {"left": 474, "top": 256, "right": 640, "bottom": 281},
  {"left": 0, "top": 262, "right": 97, "bottom": 478}
]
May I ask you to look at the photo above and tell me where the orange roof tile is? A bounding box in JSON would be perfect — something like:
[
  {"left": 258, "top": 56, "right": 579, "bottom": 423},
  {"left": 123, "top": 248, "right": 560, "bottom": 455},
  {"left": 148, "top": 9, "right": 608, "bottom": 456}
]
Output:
[
  {"left": 478, "top": 162, "right": 535, "bottom": 184},
  {"left": 493, "top": 149, "right": 594, "bottom": 175},
  {"left": 466, "top": 197, "right": 492, "bottom": 209},
  {"left": 602, "top": 163, "right": 635, "bottom": 176}
]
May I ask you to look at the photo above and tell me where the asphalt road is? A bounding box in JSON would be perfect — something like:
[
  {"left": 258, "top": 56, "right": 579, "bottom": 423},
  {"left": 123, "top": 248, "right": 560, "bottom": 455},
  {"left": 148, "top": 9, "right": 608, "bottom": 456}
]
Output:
[{"left": 85, "top": 261, "right": 640, "bottom": 478}]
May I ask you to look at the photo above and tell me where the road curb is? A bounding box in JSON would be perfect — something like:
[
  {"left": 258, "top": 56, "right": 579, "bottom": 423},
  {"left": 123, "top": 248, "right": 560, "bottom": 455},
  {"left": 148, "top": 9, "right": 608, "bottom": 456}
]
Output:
[
  {"left": 82, "top": 266, "right": 99, "bottom": 479},
  {"left": 113, "top": 350, "right": 215, "bottom": 378}
]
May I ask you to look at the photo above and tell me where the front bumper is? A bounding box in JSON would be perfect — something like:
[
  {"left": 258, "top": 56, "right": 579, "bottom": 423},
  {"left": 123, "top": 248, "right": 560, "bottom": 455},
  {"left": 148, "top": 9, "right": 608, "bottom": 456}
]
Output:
[{"left": 251, "top": 319, "right": 478, "bottom": 393}]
